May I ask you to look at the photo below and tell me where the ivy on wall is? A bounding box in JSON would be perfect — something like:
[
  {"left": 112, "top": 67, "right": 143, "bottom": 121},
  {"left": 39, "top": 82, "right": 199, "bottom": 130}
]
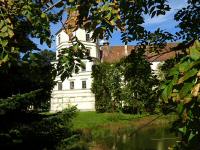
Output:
[
  {"left": 91, "top": 50, "right": 159, "bottom": 114},
  {"left": 92, "top": 63, "right": 120, "bottom": 112}
]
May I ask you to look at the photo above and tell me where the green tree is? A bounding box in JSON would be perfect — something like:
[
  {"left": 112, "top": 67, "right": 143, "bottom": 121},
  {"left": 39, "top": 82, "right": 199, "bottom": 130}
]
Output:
[
  {"left": 91, "top": 63, "right": 112, "bottom": 112},
  {"left": 0, "top": 51, "right": 56, "bottom": 111},
  {"left": 91, "top": 52, "right": 159, "bottom": 114},
  {"left": 1, "top": 0, "right": 199, "bottom": 149},
  {"left": 40, "top": 50, "right": 56, "bottom": 62},
  {"left": 54, "top": 0, "right": 199, "bottom": 148},
  {"left": 161, "top": 41, "right": 200, "bottom": 150},
  {"left": 120, "top": 50, "right": 159, "bottom": 114},
  {"left": 0, "top": 1, "right": 79, "bottom": 149}
]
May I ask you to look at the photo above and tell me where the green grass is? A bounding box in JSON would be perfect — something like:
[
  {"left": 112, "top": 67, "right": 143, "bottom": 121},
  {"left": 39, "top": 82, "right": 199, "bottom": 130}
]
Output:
[{"left": 72, "top": 111, "right": 147, "bottom": 129}]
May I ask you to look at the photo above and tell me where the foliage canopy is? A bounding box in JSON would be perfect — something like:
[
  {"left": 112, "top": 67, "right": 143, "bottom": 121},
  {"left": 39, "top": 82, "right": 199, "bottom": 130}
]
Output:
[{"left": 0, "top": 0, "right": 200, "bottom": 149}]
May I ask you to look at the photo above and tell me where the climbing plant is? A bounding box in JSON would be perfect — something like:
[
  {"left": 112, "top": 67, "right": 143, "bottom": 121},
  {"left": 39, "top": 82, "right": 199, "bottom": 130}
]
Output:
[
  {"left": 91, "top": 63, "right": 113, "bottom": 112},
  {"left": 121, "top": 50, "right": 159, "bottom": 114},
  {"left": 92, "top": 50, "right": 159, "bottom": 114},
  {"left": 0, "top": 1, "right": 80, "bottom": 149},
  {"left": 161, "top": 41, "right": 200, "bottom": 149}
]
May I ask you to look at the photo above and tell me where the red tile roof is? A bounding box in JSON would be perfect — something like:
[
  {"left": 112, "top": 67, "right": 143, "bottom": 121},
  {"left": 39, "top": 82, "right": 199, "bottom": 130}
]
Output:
[{"left": 102, "top": 43, "right": 179, "bottom": 63}]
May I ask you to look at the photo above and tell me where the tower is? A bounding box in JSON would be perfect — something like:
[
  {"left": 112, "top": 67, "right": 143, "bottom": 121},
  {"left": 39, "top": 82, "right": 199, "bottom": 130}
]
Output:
[{"left": 50, "top": 28, "right": 99, "bottom": 112}]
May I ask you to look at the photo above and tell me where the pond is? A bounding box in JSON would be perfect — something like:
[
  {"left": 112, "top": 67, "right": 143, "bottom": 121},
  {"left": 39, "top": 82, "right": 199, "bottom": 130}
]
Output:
[{"left": 89, "top": 125, "right": 179, "bottom": 150}]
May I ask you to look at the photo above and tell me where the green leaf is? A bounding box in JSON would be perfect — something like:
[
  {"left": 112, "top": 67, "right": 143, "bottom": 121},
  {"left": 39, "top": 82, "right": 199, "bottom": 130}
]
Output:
[
  {"left": 179, "top": 61, "right": 190, "bottom": 73},
  {"left": 179, "top": 83, "right": 194, "bottom": 99},
  {"left": 178, "top": 126, "right": 186, "bottom": 134},
  {"left": 168, "top": 66, "right": 179, "bottom": 76},
  {"left": 188, "top": 132, "right": 195, "bottom": 142},
  {"left": 190, "top": 47, "right": 200, "bottom": 60},
  {"left": 1, "top": 25, "right": 8, "bottom": 32},
  {"left": 162, "top": 82, "right": 173, "bottom": 102},
  {"left": 0, "top": 32, "right": 9, "bottom": 37},
  {"left": 1, "top": 40, "right": 8, "bottom": 47},
  {"left": 171, "top": 74, "right": 178, "bottom": 85},
  {"left": 41, "top": 13, "right": 46, "bottom": 18},
  {"left": 8, "top": 28, "right": 14, "bottom": 38},
  {"left": 178, "top": 68, "right": 198, "bottom": 84},
  {"left": 2, "top": 54, "right": 9, "bottom": 62},
  {"left": 0, "top": 20, "right": 4, "bottom": 29}
]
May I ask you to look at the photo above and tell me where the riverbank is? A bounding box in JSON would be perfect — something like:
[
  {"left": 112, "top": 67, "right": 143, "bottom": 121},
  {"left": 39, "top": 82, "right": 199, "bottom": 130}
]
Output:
[
  {"left": 73, "top": 111, "right": 177, "bottom": 131},
  {"left": 72, "top": 112, "right": 178, "bottom": 150}
]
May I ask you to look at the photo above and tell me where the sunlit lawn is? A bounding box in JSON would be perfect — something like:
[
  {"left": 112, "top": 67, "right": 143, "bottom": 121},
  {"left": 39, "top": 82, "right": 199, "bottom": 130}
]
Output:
[
  {"left": 72, "top": 111, "right": 148, "bottom": 129},
  {"left": 72, "top": 111, "right": 177, "bottom": 130}
]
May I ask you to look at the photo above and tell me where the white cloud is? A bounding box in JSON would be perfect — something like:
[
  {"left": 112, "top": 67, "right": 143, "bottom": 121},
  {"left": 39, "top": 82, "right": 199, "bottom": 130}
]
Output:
[{"left": 143, "top": 0, "right": 187, "bottom": 26}]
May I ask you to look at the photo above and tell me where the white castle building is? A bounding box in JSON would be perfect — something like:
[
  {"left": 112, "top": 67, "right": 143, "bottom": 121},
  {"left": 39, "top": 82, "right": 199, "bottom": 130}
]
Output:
[
  {"left": 50, "top": 28, "right": 99, "bottom": 112},
  {"left": 50, "top": 26, "right": 177, "bottom": 112}
]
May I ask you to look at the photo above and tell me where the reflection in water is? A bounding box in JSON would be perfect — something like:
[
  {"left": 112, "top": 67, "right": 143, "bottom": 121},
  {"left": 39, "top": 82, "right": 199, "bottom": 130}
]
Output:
[{"left": 90, "top": 125, "right": 178, "bottom": 150}]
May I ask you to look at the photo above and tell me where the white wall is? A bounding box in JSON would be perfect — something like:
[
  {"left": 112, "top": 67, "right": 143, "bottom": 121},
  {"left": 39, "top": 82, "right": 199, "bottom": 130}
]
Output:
[
  {"left": 51, "top": 89, "right": 95, "bottom": 112},
  {"left": 56, "top": 29, "right": 99, "bottom": 59},
  {"left": 52, "top": 28, "right": 164, "bottom": 112},
  {"left": 51, "top": 28, "right": 98, "bottom": 112},
  {"left": 56, "top": 30, "right": 69, "bottom": 46},
  {"left": 150, "top": 61, "right": 162, "bottom": 76}
]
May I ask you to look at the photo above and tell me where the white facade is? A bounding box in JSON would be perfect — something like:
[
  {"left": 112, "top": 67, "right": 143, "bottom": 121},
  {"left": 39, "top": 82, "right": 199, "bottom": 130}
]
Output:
[
  {"left": 50, "top": 28, "right": 99, "bottom": 112},
  {"left": 50, "top": 28, "right": 163, "bottom": 112}
]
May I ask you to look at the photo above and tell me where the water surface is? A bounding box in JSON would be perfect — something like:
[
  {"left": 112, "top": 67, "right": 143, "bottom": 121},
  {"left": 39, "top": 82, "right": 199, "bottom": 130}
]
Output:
[{"left": 90, "top": 125, "right": 178, "bottom": 150}]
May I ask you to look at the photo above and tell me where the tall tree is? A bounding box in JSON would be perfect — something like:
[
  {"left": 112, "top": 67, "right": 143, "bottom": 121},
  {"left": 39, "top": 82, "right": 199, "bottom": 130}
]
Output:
[
  {"left": 52, "top": 1, "right": 199, "bottom": 149},
  {"left": 1, "top": 0, "right": 199, "bottom": 149},
  {"left": 0, "top": 1, "right": 78, "bottom": 149}
]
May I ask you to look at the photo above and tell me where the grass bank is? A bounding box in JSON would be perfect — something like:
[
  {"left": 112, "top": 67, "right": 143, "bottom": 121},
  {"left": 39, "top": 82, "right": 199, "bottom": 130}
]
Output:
[
  {"left": 72, "top": 112, "right": 177, "bottom": 150},
  {"left": 72, "top": 111, "right": 176, "bottom": 130}
]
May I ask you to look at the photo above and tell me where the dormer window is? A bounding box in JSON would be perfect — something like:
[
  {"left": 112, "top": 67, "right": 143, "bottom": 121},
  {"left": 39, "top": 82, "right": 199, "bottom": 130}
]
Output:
[
  {"left": 58, "top": 34, "right": 61, "bottom": 45},
  {"left": 86, "top": 32, "right": 90, "bottom": 41}
]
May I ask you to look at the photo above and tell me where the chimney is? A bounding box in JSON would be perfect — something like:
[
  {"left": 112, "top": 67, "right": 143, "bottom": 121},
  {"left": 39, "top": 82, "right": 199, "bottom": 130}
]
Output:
[
  {"left": 99, "top": 39, "right": 110, "bottom": 62},
  {"left": 124, "top": 44, "right": 128, "bottom": 56},
  {"left": 103, "top": 40, "right": 109, "bottom": 50}
]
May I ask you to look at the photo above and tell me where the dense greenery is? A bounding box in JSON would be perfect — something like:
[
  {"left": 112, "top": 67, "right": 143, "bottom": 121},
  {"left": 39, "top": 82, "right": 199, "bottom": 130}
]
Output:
[
  {"left": 161, "top": 41, "right": 200, "bottom": 149},
  {"left": 122, "top": 50, "right": 159, "bottom": 113},
  {"left": 0, "top": 106, "right": 78, "bottom": 149},
  {"left": 92, "top": 50, "right": 159, "bottom": 114},
  {"left": 0, "top": 1, "right": 78, "bottom": 149},
  {"left": 1, "top": 0, "right": 200, "bottom": 149},
  {"left": 91, "top": 62, "right": 123, "bottom": 113},
  {"left": 58, "top": 1, "right": 199, "bottom": 149},
  {"left": 0, "top": 51, "right": 56, "bottom": 111}
]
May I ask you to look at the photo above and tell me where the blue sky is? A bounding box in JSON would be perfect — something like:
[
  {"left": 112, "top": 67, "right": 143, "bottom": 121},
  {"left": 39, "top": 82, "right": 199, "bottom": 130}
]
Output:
[{"left": 34, "top": 0, "right": 187, "bottom": 51}]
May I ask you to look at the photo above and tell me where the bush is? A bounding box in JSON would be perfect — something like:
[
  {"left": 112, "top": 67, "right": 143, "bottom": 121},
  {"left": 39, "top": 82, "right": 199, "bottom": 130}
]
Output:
[
  {"left": 92, "top": 50, "right": 159, "bottom": 114},
  {"left": 0, "top": 106, "right": 80, "bottom": 150}
]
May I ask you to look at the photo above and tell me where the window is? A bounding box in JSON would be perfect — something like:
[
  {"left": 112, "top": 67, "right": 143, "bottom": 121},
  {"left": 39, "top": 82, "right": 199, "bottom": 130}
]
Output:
[
  {"left": 58, "top": 34, "right": 61, "bottom": 45},
  {"left": 86, "top": 33, "right": 90, "bottom": 41},
  {"left": 86, "top": 48, "right": 90, "bottom": 56},
  {"left": 81, "top": 62, "right": 86, "bottom": 72},
  {"left": 82, "top": 81, "right": 86, "bottom": 89},
  {"left": 70, "top": 81, "right": 74, "bottom": 89},
  {"left": 58, "top": 82, "right": 62, "bottom": 90}
]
